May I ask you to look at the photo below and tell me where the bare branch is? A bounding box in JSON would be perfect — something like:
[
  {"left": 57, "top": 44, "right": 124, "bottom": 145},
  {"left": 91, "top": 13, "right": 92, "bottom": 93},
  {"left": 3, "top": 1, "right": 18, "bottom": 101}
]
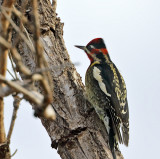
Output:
[
  {"left": 0, "top": 75, "right": 56, "bottom": 120},
  {"left": 7, "top": 69, "right": 16, "bottom": 80},
  {"left": 0, "top": 85, "right": 14, "bottom": 97},
  {"left": 0, "top": 1, "right": 16, "bottom": 158},
  {"left": 8, "top": 52, "right": 18, "bottom": 80},
  {"left": 10, "top": 48, "right": 31, "bottom": 76},
  {"left": 7, "top": 95, "right": 21, "bottom": 142},
  {"left": 10, "top": 149, "right": 17, "bottom": 157},
  {"left": 0, "top": 80, "right": 32, "bottom": 97},
  {"left": 0, "top": 6, "right": 35, "bottom": 53},
  {"left": 12, "top": 6, "right": 28, "bottom": 23},
  {"left": 0, "top": 75, "right": 42, "bottom": 105},
  {"left": 31, "top": 0, "right": 53, "bottom": 107},
  {"left": 0, "top": 36, "right": 12, "bottom": 49},
  {"left": 0, "top": 1, "right": 55, "bottom": 122}
]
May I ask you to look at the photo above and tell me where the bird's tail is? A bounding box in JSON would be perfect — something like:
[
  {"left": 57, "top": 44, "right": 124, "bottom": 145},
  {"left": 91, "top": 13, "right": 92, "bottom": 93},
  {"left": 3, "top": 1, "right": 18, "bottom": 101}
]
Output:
[
  {"left": 109, "top": 127, "right": 116, "bottom": 159},
  {"left": 122, "top": 122, "right": 129, "bottom": 146},
  {"left": 105, "top": 110, "right": 117, "bottom": 159}
]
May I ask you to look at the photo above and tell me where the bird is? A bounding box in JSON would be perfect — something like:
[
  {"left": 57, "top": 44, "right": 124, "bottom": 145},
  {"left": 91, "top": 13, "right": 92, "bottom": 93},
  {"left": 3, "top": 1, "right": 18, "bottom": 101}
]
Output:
[{"left": 75, "top": 38, "right": 129, "bottom": 159}]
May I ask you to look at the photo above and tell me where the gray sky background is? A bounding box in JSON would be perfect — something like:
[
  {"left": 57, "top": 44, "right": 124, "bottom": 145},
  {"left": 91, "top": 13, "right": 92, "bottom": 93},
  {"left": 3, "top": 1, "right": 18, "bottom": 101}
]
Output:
[{"left": 4, "top": 0, "right": 160, "bottom": 159}]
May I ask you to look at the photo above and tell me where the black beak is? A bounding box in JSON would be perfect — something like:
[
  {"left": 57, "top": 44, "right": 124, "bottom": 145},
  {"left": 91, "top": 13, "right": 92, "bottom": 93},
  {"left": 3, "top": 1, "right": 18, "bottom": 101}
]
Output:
[{"left": 75, "top": 45, "right": 86, "bottom": 50}]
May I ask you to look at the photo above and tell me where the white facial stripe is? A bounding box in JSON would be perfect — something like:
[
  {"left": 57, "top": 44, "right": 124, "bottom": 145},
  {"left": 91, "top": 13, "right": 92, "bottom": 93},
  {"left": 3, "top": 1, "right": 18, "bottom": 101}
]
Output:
[
  {"left": 85, "top": 47, "right": 100, "bottom": 61},
  {"left": 93, "top": 67, "right": 111, "bottom": 97},
  {"left": 84, "top": 47, "right": 90, "bottom": 53},
  {"left": 89, "top": 45, "right": 95, "bottom": 49}
]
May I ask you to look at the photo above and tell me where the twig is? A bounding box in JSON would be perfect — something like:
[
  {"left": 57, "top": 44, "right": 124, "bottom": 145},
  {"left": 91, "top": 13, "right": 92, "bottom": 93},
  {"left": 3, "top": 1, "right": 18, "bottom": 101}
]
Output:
[
  {"left": 13, "top": 6, "right": 28, "bottom": 23},
  {"left": 0, "top": 75, "right": 56, "bottom": 121},
  {"left": 10, "top": 48, "right": 31, "bottom": 76},
  {"left": 0, "top": 6, "right": 28, "bottom": 24},
  {"left": 22, "top": 24, "right": 34, "bottom": 50},
  {"left": 0, "top": 79, "right": 36, "bottom": 97},
  {"left": 8, "top": 52, "right": 18, "bottom": 80},
  {"left": 0, "top": 1, "right": 16, "bottom": 154},
  {"left": 0, "top": 36, "right": 31, "bottom": 77},
  {"left": 0, "top": 36, "right": 12, "bottom": 49},
  {"left": 0, "top": 85, "right": 14, "bottom": 97},
  {"left": 0, "top": 75, "right": 43, "bottom": 105},
  {"left": 1, "top": 7, "right": 35, "bottom": 53},
  {"left": 10, "top": 149, "right": 17, "bottom": 157},
  {"left": 7, "top": 95, "right": 21, "bottom": 142},
  {"left": 31, "top": 0, "right": 53, "bottom": 106},
  {"left": 7, "top": 69, "right": 16, "bottom": 80},
  {"left": 0, "top": 79, "right": 56, "bottom": 121},
  {"left": 0, "top": 1, "right": 56, "bottom": 132}
]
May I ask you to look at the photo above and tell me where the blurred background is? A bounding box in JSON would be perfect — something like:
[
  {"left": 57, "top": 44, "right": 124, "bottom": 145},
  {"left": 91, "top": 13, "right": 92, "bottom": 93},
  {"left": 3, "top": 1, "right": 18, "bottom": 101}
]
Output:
[{"left": 4, "top": 0, "right": 160, "bottom": 158}]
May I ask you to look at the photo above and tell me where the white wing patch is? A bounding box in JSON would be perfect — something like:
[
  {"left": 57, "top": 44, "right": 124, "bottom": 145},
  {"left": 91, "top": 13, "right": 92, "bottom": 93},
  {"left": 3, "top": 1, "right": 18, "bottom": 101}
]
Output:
[
  {"left": 93, "top": 67, "right": 111, "bottom": 97},
  {"left": 104, "top": 115, "right": 110, "bottom": 133}
]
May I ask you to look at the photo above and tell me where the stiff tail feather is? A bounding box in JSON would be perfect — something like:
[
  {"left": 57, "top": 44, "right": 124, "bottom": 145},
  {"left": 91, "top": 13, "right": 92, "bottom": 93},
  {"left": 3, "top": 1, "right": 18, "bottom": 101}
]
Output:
[
  {"left": 107, "top": 109, "right": 117, "bottom": 159},
  {"left": 109, "top": 128, "right": 116, "bottom": 159},
  {"left": 122, "top": 122, "right": 129, "bottom": 146}
]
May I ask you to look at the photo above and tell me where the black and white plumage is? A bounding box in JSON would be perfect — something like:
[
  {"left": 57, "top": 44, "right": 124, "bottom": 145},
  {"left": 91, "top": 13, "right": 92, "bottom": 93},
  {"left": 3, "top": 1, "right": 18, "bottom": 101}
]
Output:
[{"left": 75, "top": 38, "right": 129, "bottom": 159}]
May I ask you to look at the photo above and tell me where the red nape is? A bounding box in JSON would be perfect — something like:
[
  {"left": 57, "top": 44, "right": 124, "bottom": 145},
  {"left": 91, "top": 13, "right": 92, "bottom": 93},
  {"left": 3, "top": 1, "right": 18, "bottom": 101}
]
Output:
[
  {"left": 100, "top": 48, "right": 108, "bottom": 55},
  {"left": 91, "top": 48, "right": 108, "bottom": 55},
  {"left": 87, "top": 38, "right": 102, "bottom": 46}
]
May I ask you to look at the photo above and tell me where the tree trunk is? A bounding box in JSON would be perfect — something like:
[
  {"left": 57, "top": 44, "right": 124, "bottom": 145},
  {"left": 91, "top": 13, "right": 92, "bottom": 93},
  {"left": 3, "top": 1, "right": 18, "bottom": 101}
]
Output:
[{"left": 12, "top": 0, "right": 123, "bottom": 159}]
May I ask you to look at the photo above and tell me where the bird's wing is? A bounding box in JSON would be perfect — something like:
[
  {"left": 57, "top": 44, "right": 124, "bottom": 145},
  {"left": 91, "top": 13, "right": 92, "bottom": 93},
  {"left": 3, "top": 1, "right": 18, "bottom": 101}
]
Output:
[
  {"left": 93, "top": 63, "right": 128, "bottom": 144},
  {"left": 113, "top": 63, "right": 129, "bottom": 146}
]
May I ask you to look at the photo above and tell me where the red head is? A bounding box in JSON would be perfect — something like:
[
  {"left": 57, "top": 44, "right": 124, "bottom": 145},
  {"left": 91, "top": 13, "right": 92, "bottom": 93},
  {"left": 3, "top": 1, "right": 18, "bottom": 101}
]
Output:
[{"left": 75, "top": 38, "right": 109, "bottom": 63}]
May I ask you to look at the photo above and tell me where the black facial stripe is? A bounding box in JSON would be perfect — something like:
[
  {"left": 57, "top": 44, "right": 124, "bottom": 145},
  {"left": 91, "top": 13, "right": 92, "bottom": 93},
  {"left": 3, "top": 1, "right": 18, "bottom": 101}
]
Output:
[{"left": 96, "top": 53, "right": 107, "bottom": 62}]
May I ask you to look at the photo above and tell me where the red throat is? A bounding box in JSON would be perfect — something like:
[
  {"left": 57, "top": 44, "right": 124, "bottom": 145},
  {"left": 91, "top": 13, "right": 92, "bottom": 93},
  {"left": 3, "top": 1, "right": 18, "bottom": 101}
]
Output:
[
  {"left": 86, "top": 48, "right": 108, "bottom": 63},
  {"left": 86, "top": 53, "right": 94, "bottom": 63}
]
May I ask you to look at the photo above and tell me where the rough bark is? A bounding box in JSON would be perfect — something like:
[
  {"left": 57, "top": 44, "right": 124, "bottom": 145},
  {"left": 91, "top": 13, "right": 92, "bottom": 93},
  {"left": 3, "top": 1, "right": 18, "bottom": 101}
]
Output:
[{"left": 12, "top": 0, "right": 123, "bottom": 159}]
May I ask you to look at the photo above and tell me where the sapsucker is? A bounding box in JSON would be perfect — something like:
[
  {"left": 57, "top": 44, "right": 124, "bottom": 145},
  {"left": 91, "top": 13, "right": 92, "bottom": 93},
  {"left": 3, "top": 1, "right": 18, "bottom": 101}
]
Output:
[{"left": 75, "top": 38, "right": 129, "bottom": 159}]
